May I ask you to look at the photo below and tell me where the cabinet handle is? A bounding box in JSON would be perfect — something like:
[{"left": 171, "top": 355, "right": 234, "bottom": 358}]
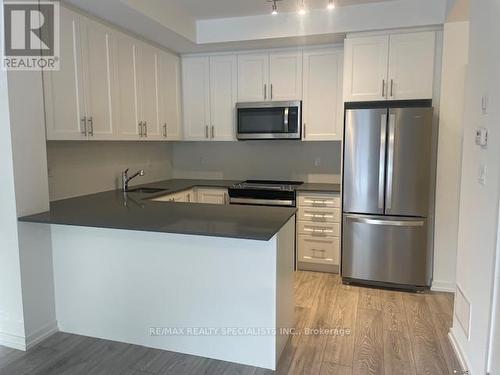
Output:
[
  {"left": 303, "top": 123, "right": 306, "bottom": 139},
  {"left": 382, "top": 79, "right": 386, "bottom": 98},
  {"left": 270, "top": 84, "right": 273, "bottom": 99},
  {"left": 138, "top": 122, "right": 143, "bottom": 137},
  {"left": 390, "top": 79, "right": 394, "bottom": 97},
  {"left": 264, "top": 84, "right": 267, "bottom": 100},
  {"left": 81, "top": 116, "right": 87, "bottom": 136},
  {"left": 87, "top": 116, "right": 94, "bottom": 136},
  {"left": 163, "top": 123, "right": 167, "bottom": 138},
  {"left": 144, "top": 122, "right": 148, "bottom": 137},
  {"left": 205, "top": 125, "right": 209, "bottom": 139},
  {"left": 211, "top": 125, "right": 215, "bottom": 139}
]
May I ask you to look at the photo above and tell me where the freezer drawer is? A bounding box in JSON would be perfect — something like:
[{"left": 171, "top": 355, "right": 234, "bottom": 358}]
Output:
[{"left": 342, "top": 214, "right": 431, "bottom": 287}]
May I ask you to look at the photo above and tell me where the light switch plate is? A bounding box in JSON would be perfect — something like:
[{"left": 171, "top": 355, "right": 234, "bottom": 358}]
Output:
[{"left": 479, "top": 164, "right": 487, "bottom": 185}]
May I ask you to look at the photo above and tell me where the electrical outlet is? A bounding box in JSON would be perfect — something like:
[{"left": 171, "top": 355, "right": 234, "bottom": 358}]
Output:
[
  {"left": 200, "top": 157, "right": 208, "bottom": 165},
  {"left": 314, "top": 158, "right": 321, "bottom": 167}
]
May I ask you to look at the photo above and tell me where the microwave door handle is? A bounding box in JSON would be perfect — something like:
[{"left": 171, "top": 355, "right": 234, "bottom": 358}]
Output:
[{"left": 284, "top": 107, "right": 289, "bottom": 133}]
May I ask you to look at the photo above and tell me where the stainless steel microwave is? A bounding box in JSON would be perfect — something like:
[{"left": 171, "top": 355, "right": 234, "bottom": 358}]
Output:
[{"left": 236, "top": 101, "right": 302, "bottom": 140}]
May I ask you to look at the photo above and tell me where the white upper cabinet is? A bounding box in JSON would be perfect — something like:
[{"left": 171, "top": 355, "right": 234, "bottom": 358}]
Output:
[
  {"left": 269, "top": 50, "right": 303, "bottom": 101},
  {"left": 237, "top": 50, "right": 303, "bottom": 102},
  {"left": 237, "top": 53, "right": 269, "bottom": 102},
  {"left": 135, "top": 42, "right": 161, "bottom": 140},
  {"left": 344, "top": 31, "right": 436, "bottom": 102},
  {"left": 302, "top": 47, "right": 343, "bottom": 141},
  {"left": 182, "top": 56, "right": 211, "bottom": 140},
  {"left": 113, "top": 33, "right": 140, "bottom": 140},
  {"left": 209, "top": 55, "right": 237, "bottom": 141},
  {"left": 387, "top": 32, "right": 435, "bottom": 100},
  {"left": 157, "top": 50, "right": 182, "bottom": 140},
  {"left": 45, "top": 5, "right": 182, "bottom": 142},
  {"left": 343, "top": 35, "right": 389, "bottom": 102},
  {"left": 44, "top": 7, "right": 85, "bottom": 140},
  {"left": 79, "top": 17, "right": 115, "bottom": 140}
]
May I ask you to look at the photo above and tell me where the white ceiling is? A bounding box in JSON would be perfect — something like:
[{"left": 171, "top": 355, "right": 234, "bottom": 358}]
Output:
[{"left": 171, "top": 0, "right": 398, "bottom": 20}]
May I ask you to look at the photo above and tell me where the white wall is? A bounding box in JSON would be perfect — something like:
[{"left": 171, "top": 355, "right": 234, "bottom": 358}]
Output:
[
  {"left": 6, "top": 70, "right": 57, "bottom": 349},
  {"left": 47, "top": 142, "right": 173, "bottom": 201},
  {"left": 489, "top": 210, "right": 500, "bottom": 373},
  {"left": 432, "top": 21, "right": 469, "bottom": 292},
  {"left": 171, "top": 141, "right": 342, "bottom": 183},
  {"left": 451, "top": 1, "right": 500, "bottom": 373},
  {"left": 0, "top": 18, "right": 26, "bottom": 349}
]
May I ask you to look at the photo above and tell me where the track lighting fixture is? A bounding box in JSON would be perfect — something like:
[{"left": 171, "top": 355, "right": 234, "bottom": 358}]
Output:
[{"left": 298, "top": 0, "right": 306, "bottom": 15}]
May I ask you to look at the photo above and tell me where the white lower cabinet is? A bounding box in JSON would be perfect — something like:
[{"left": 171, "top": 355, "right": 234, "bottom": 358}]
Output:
[
  {"left": 152, "top": 189, "right": 195, "bottom": 203},
  {"left": 152, "top": 188, "right": 228, "bottom": 204},
  {"left": 196, "top": 188, "right": 228, "bottom": 205},
  {"left": 297, "top": 192, "right": 341, "bottom": 273}
]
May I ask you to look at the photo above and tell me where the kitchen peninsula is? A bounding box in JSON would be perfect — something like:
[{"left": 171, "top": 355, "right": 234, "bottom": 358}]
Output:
[{"left": 19, "top": 179, "right": 297, "bottom": 370}]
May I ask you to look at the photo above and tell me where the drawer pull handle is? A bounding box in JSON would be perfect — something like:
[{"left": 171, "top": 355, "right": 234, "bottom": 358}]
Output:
[
  {"left": 304, "top": 200, "right": 335, "bottom": 205},
  {"left": 304, "top": 228, "right": 334, "bottom": 234},
  {"left": 304, "top": 214, "right": 334, "bottom": 219}
]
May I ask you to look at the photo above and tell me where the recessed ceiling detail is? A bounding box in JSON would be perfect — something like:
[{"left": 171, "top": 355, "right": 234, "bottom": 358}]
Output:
[{"left": 172, "top": 0, "right": 398, "bottom": 20}]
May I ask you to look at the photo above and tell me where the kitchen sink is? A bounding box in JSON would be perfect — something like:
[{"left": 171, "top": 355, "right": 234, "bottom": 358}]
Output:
[{"left": 126, "top": 187, "right": 168, "bottom": 194}]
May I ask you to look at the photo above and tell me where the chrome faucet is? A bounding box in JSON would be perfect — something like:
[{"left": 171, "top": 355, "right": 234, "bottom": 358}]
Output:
[{"left": 122, "top": 168, "right": 145, "bottom": 192}]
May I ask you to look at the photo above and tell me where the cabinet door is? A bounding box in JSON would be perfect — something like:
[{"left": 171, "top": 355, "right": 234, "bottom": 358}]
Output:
[
  {"left": 387, "top": 32, "right": 435, "bottom": 100},
  {"left": 158, "top": 51, "right": 182, "bottom": 140},
  {"left": 80, "top": 17, "right": 114, "bottom": 140},
  {"left": 269, "top": 50, "right": 303, "bottom": 101},
  {"left": 197, "top": 188, "right": 228, "bottom": 205},
  {"left": 210, "top": 55, "right": 237, "bottom": 141},
  {"left": 136, "top": 43, "right": 161, "bottom": 140},
  {"left": 44, "top": 7, "right": 86, "bottom": 140},
  {"left": 237, "top": 52, "right": 269, "bottom": 102},
  {"left": 302, "top": 48, "right": 343, "bottom": 141},
  {"left": 182, "top": 56, "right": 211, "bottom": 140},
  {"left": 343, "top": 36, "right": 389, "bottom": 102},
  {"left": 113, "top": 32, "right": 140, "bottom": 140}
]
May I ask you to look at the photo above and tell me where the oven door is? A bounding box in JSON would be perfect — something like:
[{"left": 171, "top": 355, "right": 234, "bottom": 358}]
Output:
[{"left": 236, "top": 101, "right": 301, "bottom": 140}]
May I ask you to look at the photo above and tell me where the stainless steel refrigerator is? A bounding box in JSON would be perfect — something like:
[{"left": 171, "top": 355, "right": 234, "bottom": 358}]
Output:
[{"left": 342, "top": 101, "right": 435, "bottom": 290}]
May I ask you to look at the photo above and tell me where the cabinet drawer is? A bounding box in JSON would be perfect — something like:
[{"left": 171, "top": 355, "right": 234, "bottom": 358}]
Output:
[
  {"left": 297, "top": 222, "right": 340, "bottom": 237},
  {"left": 298, "top": 194, "right": 340, "bottom": 208},
  {"left": 298, "top": 207, "right": 340, "bottom": 223},
  {"left": 298, "top": 236, "right": 340, "bottom": 265}
]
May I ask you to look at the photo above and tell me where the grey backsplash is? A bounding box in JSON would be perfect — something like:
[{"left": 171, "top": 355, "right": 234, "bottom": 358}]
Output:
[
  {"left": 171, "top": 141, "right": 342, "bottom": 183},
  {"left": 47, "top": 141, "right": 173, "bottom": 201},
  {"left": 47, "top": 140, "right": 342, "bottom": 201}
]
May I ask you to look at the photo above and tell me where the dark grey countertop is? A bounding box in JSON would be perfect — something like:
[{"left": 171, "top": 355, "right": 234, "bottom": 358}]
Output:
[{"left": 18, "top": 179, "right": 297, "bottom": 241}]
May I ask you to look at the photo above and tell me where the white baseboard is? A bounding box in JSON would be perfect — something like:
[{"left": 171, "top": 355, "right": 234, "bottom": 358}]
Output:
[
  {"left": 449, "top": 328, "right": 471, "bottom": 374},
  {"left": 431, "top": 280, "right": 456, "bottom": 293},
  {"left": 0, "top": 331, "right": 26, "bottom": 351},
  {"left": 25, "top": 321, "right": 58, "bottom": 350}
]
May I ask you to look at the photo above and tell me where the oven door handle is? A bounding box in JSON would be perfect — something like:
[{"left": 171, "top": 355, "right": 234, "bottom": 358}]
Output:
[{"left": 284, "top": 107, "right": 289, "bottom": 133}]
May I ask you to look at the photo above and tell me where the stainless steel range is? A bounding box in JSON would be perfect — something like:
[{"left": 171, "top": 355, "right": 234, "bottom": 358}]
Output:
[{"left": 228, "top": 180, "right": 304, "bottom": 207}]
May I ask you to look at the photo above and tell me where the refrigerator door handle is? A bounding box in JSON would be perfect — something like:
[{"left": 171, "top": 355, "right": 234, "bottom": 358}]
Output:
[
  {"left": 378, "top": 114, "right": 387, "bottom": 209},
  {"left": 386, "top": 113, "right": 396, "bottom": 211},
  {"left": 347, "top": 215, "right": 425, "bottom": 227}
]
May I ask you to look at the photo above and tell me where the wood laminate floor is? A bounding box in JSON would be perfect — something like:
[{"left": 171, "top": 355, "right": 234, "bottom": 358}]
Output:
[{"left": 0, "top": 272, "right": 461, "bottom": 375}]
